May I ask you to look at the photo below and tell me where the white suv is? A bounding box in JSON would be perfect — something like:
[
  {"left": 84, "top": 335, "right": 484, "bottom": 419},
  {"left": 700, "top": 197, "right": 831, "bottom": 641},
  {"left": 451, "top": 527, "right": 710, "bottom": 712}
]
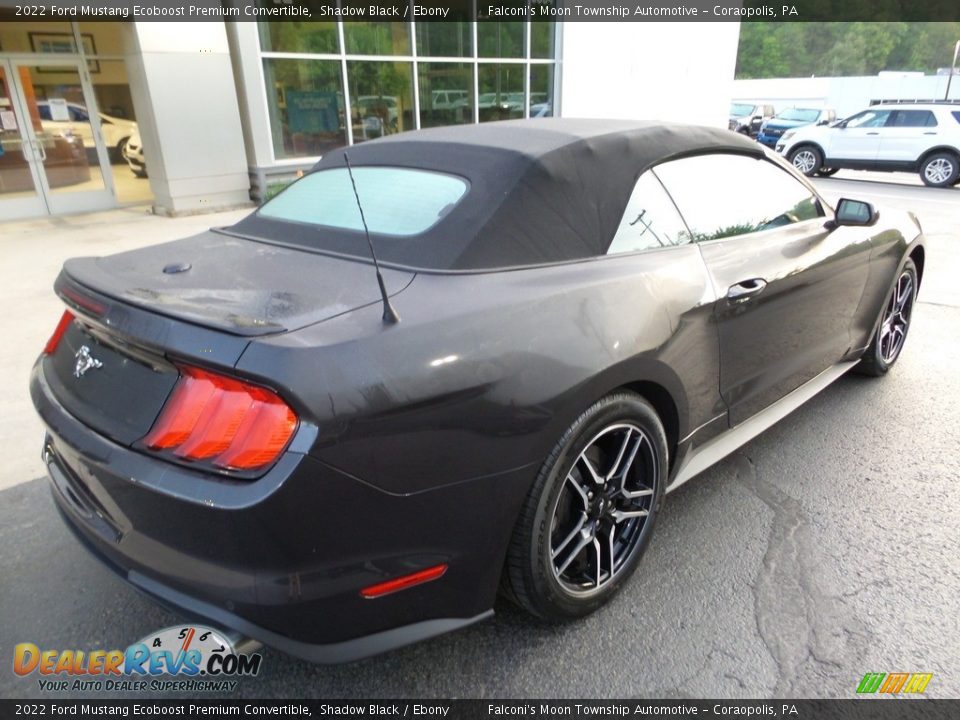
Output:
[{"left": 776, "top": 102, "right": 960, "bottom": 188}]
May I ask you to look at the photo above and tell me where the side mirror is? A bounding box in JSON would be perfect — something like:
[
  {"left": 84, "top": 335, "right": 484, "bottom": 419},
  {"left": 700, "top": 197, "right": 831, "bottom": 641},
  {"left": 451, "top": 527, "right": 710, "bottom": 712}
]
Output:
[
  {"left": 817, "top": 120, "right": 829, "bottom": 126},
  {"left": 827, "top": 198, "right": 879, "bottom": 230}
]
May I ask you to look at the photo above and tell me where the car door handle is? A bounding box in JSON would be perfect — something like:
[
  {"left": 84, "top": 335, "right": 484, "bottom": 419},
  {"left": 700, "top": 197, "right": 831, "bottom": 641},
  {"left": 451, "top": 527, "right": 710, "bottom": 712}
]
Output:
[
  {"left": 923, "top": 132, "right": 937, "bottom": 135},
  {"left": 727, "top": 278, "right": 768, "bottom": 302},
  {"left": 866, "top": 132, "right": 879, "bottom": 135}
]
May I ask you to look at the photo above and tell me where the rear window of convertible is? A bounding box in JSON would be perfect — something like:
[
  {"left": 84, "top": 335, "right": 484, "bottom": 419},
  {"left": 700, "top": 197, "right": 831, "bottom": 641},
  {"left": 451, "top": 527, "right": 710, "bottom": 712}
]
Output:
[{"left": 258, "top": 167, "right": 469, "bottom": 237}]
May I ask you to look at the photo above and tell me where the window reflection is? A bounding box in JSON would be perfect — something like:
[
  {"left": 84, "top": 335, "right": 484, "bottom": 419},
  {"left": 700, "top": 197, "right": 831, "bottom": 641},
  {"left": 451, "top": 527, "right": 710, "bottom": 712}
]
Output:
[
  {"left": 347, "top": 61, "right": 414, "bottom": 143},
  {"left": 256, "top": 20, "right": 557, "bottom": 158},
  {"left": 478, "top": 64, "right": 524, "bottom": 123},
  {"left": 844, "top": 110, "right": 890, "bottom": 129},
  {"left": 259, "top": 21, "right": 338, "bottom": 54},
  {"left": 529, "top": 64, "right": 554, "bottom": 117},
  {"left": 531, "top": 18, "right": 556, "bottom": 59},
  {"left": 608, "top": 172, "right": 691, "bottom": 254},
  {"left": 343, "top": 22, "right": 411, "bottom": 56},
  {"left": 653, "top": 154, "right": 823, "bottom": 242},
  {"left": 419, "top": 63, "right": 474, "bottom": 128},
  {"left": 477, "top": 21, "right": 525, "bottom": 58},
  {"left": 416, "top": 21, "right": 471, "bottom": 58},
  {"left": 263, "top": 58, "right": 346, "bottom": 159}
]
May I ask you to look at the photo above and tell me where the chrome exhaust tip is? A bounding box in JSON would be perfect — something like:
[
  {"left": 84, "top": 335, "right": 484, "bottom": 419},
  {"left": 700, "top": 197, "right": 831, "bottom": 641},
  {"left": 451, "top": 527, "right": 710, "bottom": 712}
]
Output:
[{"left": 221, "top": 630, "right": 263, "bottom": 655}]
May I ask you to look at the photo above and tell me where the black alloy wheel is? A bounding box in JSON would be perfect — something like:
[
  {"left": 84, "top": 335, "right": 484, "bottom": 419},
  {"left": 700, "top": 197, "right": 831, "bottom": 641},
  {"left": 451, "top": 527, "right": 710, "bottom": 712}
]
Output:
[
  {"left": 503, "top": 393, "right": 667, "bottom": 621},
  {"left": 858, "top": 258, "right": 918, "bottom": 376}
]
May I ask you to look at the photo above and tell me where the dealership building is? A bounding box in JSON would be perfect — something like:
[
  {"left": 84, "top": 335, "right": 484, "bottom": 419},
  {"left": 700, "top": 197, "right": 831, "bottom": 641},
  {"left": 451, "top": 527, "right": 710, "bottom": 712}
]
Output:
[{"left": 0, "top": 16, "right": 740, "bottom": 221}]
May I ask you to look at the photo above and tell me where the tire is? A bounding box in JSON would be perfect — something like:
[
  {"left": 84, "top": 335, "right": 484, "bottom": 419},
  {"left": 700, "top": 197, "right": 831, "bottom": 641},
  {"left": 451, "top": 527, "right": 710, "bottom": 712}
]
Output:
[
  {"left": 857, "top": 258, "right": 918, "bottom": 377},
  {"left": 503, "top": 392, "right": 667, "bottom": 621},
  {"left": 111, "top": 137, "right": 130, "bottom": 164},
  {"left": 816, "top": 168, "right": 840, "bottom": 177},
  {"left": 919, "top": 152, "right": 960, "bottom": 188},
  {"left": 789, "top": 145, "right": 823, "bottom": 177}
]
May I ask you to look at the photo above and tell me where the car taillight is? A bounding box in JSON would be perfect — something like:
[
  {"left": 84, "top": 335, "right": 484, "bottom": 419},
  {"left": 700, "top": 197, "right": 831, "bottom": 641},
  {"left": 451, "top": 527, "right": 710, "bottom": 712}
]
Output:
[
  {"left": 44, "top": 310, "right": 75, "bottom": 354},
  {"left": 143, "top": 366, "right": 297, "bottom": 472}
]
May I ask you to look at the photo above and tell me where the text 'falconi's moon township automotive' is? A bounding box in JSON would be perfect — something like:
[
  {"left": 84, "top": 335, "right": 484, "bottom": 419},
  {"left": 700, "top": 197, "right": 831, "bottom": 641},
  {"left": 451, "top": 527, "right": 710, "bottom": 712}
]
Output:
[{"left": 31, "top": 119, "right": 925, "bottom": 663}]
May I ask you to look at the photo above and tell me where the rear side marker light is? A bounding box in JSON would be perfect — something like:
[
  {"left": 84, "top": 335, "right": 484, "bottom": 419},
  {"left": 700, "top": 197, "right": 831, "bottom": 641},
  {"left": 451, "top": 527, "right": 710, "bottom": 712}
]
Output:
[
  {"left": 45, "top": 310, "right": 75, "bottom": 354},
  {"left": 143, "top": 366, "right": 297, "bottom": 472},
  {"left": 360, "top": 564, "right": 449, "bottom": 599}
]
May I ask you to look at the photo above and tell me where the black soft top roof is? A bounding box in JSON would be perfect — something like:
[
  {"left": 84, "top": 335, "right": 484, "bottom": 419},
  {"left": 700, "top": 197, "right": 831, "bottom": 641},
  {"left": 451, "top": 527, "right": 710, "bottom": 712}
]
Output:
[{"left": 228, "top": 118, "right": 763, "bottom": 272}]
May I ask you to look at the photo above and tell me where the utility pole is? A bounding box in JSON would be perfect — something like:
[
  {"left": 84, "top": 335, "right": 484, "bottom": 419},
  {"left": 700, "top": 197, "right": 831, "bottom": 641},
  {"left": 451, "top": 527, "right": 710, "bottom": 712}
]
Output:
[{"left": 946, "top": 40, "right": 960, "bottom": 101}]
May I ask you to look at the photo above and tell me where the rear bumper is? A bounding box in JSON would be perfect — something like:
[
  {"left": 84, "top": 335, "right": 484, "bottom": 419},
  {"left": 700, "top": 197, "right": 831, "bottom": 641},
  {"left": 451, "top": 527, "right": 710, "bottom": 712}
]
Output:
[
  {"left": 31, "top": 359, "right": 524, "bottom": 662},
  {"left": 51, "top": 494, "right": 490, "bottom": 663}
]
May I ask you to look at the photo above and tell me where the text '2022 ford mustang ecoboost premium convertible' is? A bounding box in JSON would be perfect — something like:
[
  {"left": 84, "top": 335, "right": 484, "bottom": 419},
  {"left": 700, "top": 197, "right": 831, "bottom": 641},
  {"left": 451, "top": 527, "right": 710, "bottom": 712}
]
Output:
[{"left": 31, "top": 119, "right": 924, "bottom": 662}]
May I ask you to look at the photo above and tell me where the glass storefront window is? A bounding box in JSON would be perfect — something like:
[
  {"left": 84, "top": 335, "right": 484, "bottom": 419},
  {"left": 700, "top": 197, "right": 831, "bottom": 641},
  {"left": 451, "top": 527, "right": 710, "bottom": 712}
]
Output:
[
  {"left": 478, "top": 64, "right": 525, "bottom": 123},
  {"left": 416, "top": 22, "right": 472, "bottom": 58},
  {"left": 256, "top": 20, "right": 557, "bottom": 159},
  {"left": 531, "top": 20, "right": 556, "bottom": 59},
  {"left": 419, "top": 62, "right": 474, "bottom": 128},
  {"left": 347, "top": 61, "right": 414, "bottom": 143},
  {"left": 263, "top": 58, "right": 346, "bottom": 159},
  {"left": 259, "top": 22, "right": 338, "bottom": 54},
  {"left": 529, "top": 64, "right": 555, "bottom": 117},
  {"left": 477, "top": 22, "right": 525, "bottom": 58},
  {"left": 343, "top": 23, "right": 411, "bottom": 56}
]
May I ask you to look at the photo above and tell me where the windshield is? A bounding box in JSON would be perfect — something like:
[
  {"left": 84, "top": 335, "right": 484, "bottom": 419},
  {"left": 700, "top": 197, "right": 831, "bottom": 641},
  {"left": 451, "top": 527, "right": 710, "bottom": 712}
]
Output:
[
  {"left": 258, "top": 167, "right": 469, "bottom": 237},
  {"left": 776, "top": 108, "right": 820, "bottom": 122},
  {"left": 730, "top": 103, "right": 754, "bottom": 117}
]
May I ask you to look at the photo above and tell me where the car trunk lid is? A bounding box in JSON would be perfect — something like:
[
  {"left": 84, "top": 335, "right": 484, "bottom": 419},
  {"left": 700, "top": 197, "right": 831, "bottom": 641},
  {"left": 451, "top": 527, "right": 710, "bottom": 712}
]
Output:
[
  {"left": 47, "top": 230, "right": 413, "bottom": 450},
  {"left": 61, "top": 230, "right": 415, "bottom": 337}
]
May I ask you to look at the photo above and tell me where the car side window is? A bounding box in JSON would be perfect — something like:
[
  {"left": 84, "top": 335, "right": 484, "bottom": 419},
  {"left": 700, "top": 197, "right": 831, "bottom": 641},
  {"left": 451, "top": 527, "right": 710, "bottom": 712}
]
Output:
[
  {"left": 889, "top": 110, "right": 937, "bottom": 127},
  {"left": 607, "top": 171, "right": 691, "bottom": 255},
  {"left": 37, "top": 104, "right": 51, "bottom": 121},
  {"left": 653, "top": 154, "right": 823, "bottom": 242},
  {"left": 844, "top": 110, "right": 891, "bottom": 129}
]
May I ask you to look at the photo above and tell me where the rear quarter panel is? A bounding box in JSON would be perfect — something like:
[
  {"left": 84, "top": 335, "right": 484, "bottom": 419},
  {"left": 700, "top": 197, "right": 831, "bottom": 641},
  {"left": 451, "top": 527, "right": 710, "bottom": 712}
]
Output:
[{"left": 236, "top": 247, "right": 726, "bottom": 496}]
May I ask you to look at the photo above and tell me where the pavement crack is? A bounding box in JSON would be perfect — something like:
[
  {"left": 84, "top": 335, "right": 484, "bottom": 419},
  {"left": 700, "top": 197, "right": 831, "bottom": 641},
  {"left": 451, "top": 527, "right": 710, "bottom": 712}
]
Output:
[{"left": 734, "top": 451, "right": 869, "bottom": 696}]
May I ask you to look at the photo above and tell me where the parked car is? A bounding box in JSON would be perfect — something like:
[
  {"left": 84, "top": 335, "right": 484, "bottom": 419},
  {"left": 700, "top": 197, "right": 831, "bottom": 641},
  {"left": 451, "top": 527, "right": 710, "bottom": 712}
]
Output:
[
  {"left": 728, "top": 102, "right": 775, "bottom": 137},
  {"left": 430, "top": 89, "right": 469, "bottom": 110},
  {"left": 756, "top": 107, "right": 837, "bottom": 148},
  {"left": 122, "top": 130, "right": 146, "bottom": 178},
  {"left": 355, "top": 96, "right": 398, "bottom": 132},
  {"left": 36, "top": 101, "right": 137, "bottom": 161},
  {"left": 531, "top": 101, "right": 552, "bottom": 118},
  {"left": 32, "top": 119, "right": 924, "bottom": 663},
  {"left": 777, "top": 102, "right": 960, "bottom": 187}
]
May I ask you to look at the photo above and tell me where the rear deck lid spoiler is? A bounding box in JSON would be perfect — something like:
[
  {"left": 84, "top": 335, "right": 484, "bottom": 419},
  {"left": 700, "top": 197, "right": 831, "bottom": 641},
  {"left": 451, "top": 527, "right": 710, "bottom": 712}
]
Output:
[{"left": 60, "top": 230, "right": 415, "bottom": 337}]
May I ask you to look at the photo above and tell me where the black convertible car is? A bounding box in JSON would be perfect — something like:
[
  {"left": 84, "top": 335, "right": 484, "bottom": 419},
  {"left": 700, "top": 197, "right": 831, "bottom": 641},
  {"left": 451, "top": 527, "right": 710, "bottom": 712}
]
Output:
[{"left": 31, "top": 119, "right": 924, "bottom": 662}]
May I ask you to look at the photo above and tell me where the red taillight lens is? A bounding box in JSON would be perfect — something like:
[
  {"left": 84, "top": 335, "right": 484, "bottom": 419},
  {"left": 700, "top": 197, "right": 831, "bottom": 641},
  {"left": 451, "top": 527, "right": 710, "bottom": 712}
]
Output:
[
  {"left": 143, "top": 366, "right": 297, "bottom": 472},
  {"left": 44, "top": 310, "right": 75, "bottom": 354},
  {"left": 360, "top": 564, "right": 449, "bottom": 599}
]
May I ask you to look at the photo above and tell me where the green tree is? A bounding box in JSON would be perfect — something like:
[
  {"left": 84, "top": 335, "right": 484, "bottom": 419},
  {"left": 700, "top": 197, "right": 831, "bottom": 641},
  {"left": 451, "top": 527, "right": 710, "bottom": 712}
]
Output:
[{"left": 736, "top": 22, "right": 960, "bottom": 78}]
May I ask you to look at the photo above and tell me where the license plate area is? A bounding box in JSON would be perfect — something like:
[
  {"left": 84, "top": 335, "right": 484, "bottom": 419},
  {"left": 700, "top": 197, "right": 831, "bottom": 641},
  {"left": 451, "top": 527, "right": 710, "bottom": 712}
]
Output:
[{"left": 46, "top": 321, "right": 179, "bottom": 447}]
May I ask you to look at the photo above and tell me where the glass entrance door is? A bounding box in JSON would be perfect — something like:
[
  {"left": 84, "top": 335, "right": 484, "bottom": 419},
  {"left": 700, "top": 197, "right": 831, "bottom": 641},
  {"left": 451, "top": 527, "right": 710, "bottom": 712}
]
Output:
[
  {"left": 0, "top": 60, "right": 46, "bottom": 219},
  {"left": 0, "top": 57, "right": 116, "bottom": 220}
]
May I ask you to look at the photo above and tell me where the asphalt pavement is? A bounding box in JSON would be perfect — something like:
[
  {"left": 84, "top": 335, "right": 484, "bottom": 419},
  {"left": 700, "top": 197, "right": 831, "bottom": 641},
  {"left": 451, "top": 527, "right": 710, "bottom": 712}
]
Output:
[{"left": 1, "top": 174, "right": 958, "bottom": 699}]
